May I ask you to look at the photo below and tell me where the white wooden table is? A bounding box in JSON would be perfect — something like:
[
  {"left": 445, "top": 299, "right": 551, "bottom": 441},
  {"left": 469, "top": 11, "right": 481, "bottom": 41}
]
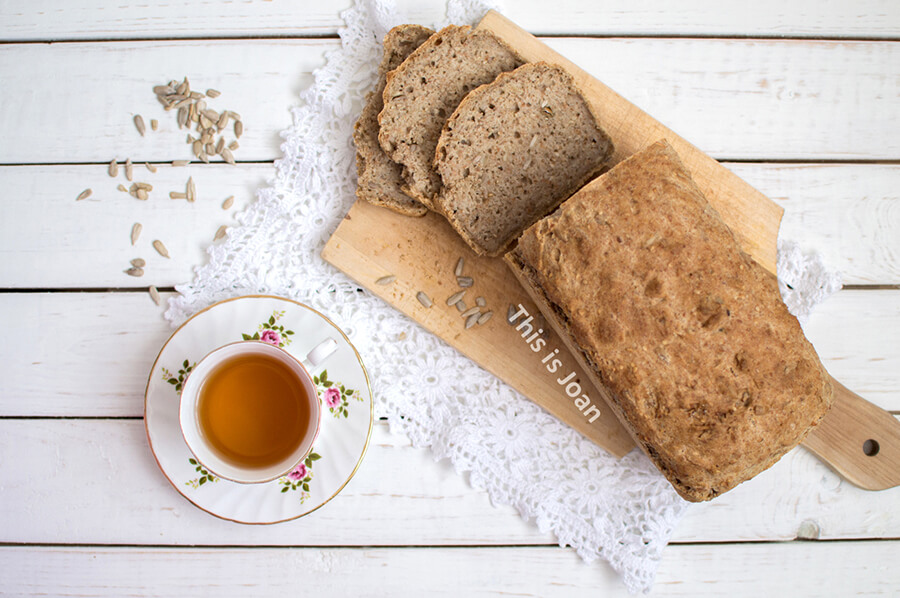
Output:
[{"left": 1, "top": 2, "right": 899, "bottom": 595}]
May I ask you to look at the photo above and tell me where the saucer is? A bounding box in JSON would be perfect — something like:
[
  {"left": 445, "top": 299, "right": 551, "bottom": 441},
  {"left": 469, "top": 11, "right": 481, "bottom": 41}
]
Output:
[{"left": 144, "top": 295, "right": 373, "bottom": 524}]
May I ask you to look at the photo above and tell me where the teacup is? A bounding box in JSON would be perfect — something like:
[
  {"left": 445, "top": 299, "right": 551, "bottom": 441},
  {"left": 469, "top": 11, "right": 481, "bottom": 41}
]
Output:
[{"left": 179, "top": 338, "right": 337, "bottom": 483}]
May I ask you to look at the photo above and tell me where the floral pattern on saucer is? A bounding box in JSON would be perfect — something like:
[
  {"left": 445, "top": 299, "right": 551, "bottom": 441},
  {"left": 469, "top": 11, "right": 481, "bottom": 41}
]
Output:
[{"left": 144, "top": 295, "right": 373, "bottom": 524}]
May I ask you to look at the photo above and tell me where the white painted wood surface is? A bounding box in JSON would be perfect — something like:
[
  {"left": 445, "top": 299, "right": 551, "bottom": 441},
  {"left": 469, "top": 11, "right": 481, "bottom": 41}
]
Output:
[{"left": 0, "top": 2, "right": 897, "bottom": 596}]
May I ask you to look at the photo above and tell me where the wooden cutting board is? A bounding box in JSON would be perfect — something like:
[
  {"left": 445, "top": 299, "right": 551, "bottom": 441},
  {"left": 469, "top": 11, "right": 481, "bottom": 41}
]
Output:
[{"left": 323, "top": 11, "right": 900, "bottom": 488}]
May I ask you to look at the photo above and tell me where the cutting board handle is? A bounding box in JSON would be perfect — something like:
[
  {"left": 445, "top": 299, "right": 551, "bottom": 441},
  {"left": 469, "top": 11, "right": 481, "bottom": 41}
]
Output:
[{"left": 802, "top": 376, "right": 900, "bottom": 491}]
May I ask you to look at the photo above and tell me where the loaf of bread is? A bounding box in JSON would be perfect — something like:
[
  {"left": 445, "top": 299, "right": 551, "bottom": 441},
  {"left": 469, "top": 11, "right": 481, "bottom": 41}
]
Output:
[
  {"left": 434, "top": 62, "right": 613, "bottom": 256},
  {"left": 506, "top": 140, "right": 833, "bottom": 501},
  {"left": 378, "top": 25, "right": 523, "bottom": 209},
  {"left": 353, "top": 24, "right": 434, "bottom": 217}
]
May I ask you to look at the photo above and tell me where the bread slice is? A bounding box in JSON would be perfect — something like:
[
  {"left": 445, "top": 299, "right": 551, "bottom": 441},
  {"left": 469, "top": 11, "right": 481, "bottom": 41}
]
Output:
[
  {"left": 434, "top": 62, "right": 614, "bottom": 256},
  {"left": 378, "top": 25, "right": 523, "bottom": 209},
  {"left": 353, "top": 24, "right": 434, "bottom": 217},
  {"left": 506, "top": 141, "right": 833, "bottom": 502}
]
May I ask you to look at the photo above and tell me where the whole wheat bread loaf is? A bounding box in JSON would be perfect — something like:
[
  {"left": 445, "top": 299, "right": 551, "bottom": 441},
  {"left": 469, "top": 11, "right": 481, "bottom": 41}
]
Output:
[
  {"left": 506, "top": 141, "right": 833, "bottom": 502},
  {"left": 378, "top": 25, "right": 523, "bottom": 209},
  {"left": 434, "top": 62, "right": 614, "bottom": 256},
  {"left": 353, "top": 24, "right": 434, "bottom": 217}
]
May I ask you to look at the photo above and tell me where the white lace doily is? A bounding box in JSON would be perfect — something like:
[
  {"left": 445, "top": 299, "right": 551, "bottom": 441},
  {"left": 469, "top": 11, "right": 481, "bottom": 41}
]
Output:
[{"left": 165, "top": 0, "right": 841, "bottom": 592}]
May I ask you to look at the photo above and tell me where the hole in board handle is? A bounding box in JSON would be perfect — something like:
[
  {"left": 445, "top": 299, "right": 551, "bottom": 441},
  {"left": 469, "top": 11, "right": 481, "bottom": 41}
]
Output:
[{"left": 863, "top": 439, "right": 880, "bottom": 457}]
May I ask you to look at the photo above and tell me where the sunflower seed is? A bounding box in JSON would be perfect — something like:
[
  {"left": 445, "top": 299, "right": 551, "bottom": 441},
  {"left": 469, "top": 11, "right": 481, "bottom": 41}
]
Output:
[
  {"left": 171, "top": 160, "right": 190, "bottom": 167},
  {"left": 446, "top": 290, "right": 466, "bottom": 306},
  {"left": 148, "top": 285, "right": 161, "bottom": 305},
  {"left": 234, "top": 120, "right": 243, "bottom": 138},
  {"left": 376, "top": 275, "right": 396, "bottom": 285},
  {"left": 189, "top": 91, "right": 204, "bottom": 100},
  {"left": 153, "top": 85, "right": 174, "bottom": 96},
  {"left": 75, "top": 188, "right": 92, "bottom": 201},
  {"left": 186, "top": 134, "right": 195, "bottom": 144},
  {"left": 222, "top": 195, "right": 234, "bottom": 210},
  {"left": 117, "top": 184, "right": 128, "bottom": 192},
  {"left": 461, "top": 306, "right": 480, "bottom": 318},
  {"left": 186, "top": 177, "right": 196, "bottom": 202},
  {"left": 454, "top": 257, "right": 465, "bottom": 277},
  {"left": 228, "top": 110, "right": 242, "bottom": 122},
  {"left": 134, "top": 182, "right": 152, "bottom": 191},
  {"left": 198, "top": 151, "right": 209, "bottom": 164},
  {"left": 523, "top": 158, "right": 532, "bottom": 170},
  {"left": 189, "top": 102, "right": 198, "bottom": 123},
  {"left": 108, "top": 159, "right": 118, "bottom": 177},
  {"left": 201, "top": 109, "right": 219, "bottom": 122},
  {"left": 170, "top": 191, "right": 187, "bottom": 199},
  {"left": 457, "top": 276, "right": 474, "bottom": 288},
  {"left": 206, "top": 88, "right": 221, "bottom": 98},
  {"left": 199, "top": 115, "right": 213, "bottom": 130},
  {"left": 176, "top": 79, "right": 188, "bottom": 95},
  {"left": 145, "top": 162, "right": 157, "bottom": 173},
  {"left": 228, "top": 140, "right": 239, "bottom": 151},
  {"left": 465, "top": 313, "right": 480, "bottom": 329},
  {"left": 192, "top": 140, "right": 203, "bottom": 157},
  {"left": 476, "top": 296, "right": 486, "bottom": 307},
  {"left": 134, "top": 114, "right": 146, "bottom": 136},
  {"left": 416, "top": 291, "right": 432, "bottom": 308},
  {"left": 221, "top": 148, "right": 235, "bottom": 165},
  {"left": 215, "top": 137, "right": 225, "bottom": 155},
  {"left": 205, "top": 142, "right": 216, "bottom": 156},
  {"left": 125, "top": 158, "right": 133, "bottom": 181},
  {"left": 130, "top": 223, "right": 142, "bottom": 245},
  {"left": 217, "top": 113, "right": 229, "bottom": 131},
  {"left": 456, "top": 300, "right": 467, "bottom": 312},
  {"left": 130, "top": 258, "right": 146, "bottom": 268},
  {"left": 124, "top": 267, "right": 144, "bottom": 277},
  {"left": 530, "top": 135, "right": 538, "bottom": 148},
  {"left": 477, "top": 311, "right": 493, "bottom": 325},
  {"left": 214, "top": 225, "right": 227, "bottom": 242},
  {"left": 507, "top": 304, "right": 517, "bottom": 323},
  {"left": 150, "top": 119, "right": 159, "bottom": 131},
  {"left": 135, "top": 188, "right": 148, "bottom": 200},
  {"left": 152, "top": 239, "right": 170, "bottom": 258},
  {"left": 177, "top": 106, "right": 188, "bottom": 128}
]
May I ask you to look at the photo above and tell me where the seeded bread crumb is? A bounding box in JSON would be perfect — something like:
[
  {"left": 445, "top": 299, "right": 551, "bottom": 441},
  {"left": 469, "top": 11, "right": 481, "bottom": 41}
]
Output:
[
  {"left": 353, "top": 24, "right": 434, "bottom": 217},
  {"left": 378, "top": 25, "right": 523, "bottom": 209}
]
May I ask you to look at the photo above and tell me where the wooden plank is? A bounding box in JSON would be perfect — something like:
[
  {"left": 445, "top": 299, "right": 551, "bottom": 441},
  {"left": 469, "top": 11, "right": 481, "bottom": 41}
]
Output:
[
  {"left": 2, "top": 0, "right": 899, "bottom": 40},
  {"left": 322, "top": 201, "right": 634, "bottom": 456},
  {"left": 1, "top": 163, "right": 897, "bottom": 289},
  {"left": 2, "top": 419, "right": 900, "bottom": 545},
  {"left": 0, "top": 165, "right": 261, "bottom": 288},
  {"left": 0, "top": 289, "right": 897, "bottom": 418},
  {"left": 1, "top": 540, "right": 899, "bottom": 597},
  {"left": 1, "top": 39, "right": 898, "bottom": 164}
]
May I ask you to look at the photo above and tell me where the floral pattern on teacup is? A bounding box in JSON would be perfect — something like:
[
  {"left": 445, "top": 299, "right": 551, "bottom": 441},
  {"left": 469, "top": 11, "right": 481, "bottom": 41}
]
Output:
[
  {"left": 241, "top": 309, "right": 294, "bottom": 347},
  {"left": 313, "top": 369, "right": 364, "bottom": 418}
]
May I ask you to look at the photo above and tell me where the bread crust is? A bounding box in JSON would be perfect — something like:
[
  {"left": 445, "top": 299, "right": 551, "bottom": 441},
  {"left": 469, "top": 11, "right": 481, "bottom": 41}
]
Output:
[{"left": 506, "top": 140, "right": 834, "bottom": 501}]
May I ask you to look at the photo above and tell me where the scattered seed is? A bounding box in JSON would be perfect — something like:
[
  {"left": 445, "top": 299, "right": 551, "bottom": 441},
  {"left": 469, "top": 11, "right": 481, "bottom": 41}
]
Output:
[
  {"left": 461, "top": 306, "right": 480, "bottom": 318},
  {"left": 454, "top": 257, "right": 465, "bottom": 277},
  {"left": 456, "top": 300, "right": 467, "bottom": 312},
  {"left": 131, "top": 258, "right": 146, "bottom": 268},
  {"left": 397, "top": 331, "right": 407, "bottom": 341},
  {"left": 215, "top": 137, "right": 225, "bottom": 155},
  {"left": 234, "top": 120, "right": 243, "bottom": 138},
  {"left": 465, "top": 313, "right": 480, "bottom": 329},
  {"left": 176, "top": 78, "right": 188, "bottom": 95},
  {"left": 457, "top": 276, "right": 474, "bottom": 288},
  {"left": 446, "top": 290, "right": 466, "bottom": 306},
  {"left": 228, "top": 110, "right": 242, "bottom": 122},
  {"left": 152, "top": 239, "right": 170, "bottom": 258},
  {"left": 134, "top": 182, "right": 153, "bottom": 191},
  {"left": 205, "top": 142, "right": 216, "bottom": 156},
  {"left": 186, "top": 177, "right": 196, "bottom": 202},
  {"left": 172, "top": 160, "right": 190, "bottom": 167},
  {"left": 170, "top": 191, "right": 187, "bottom": 199},
  {"left": 131, "top": 223, "right": 142, "bottom": 245},
  {"left": 117, "top": 184, "right": 128, "bottom": 192},
  {"left": 150, "top": 119, "right": 159, "bottom": 131},
  {"left": 75, "top": 188, "right": 92, "bottom": 201},
  {"left": 214, "top": 225, "right": 228, "bottom": 242},
  {"left": 376, "top": 275, "right": 396, "bottom": 285},
  {"left": 199, "top": 151, "right": 209, "bottom": 164},
  {"left": 124, "top": 267, "right": 144, "bottom": 277},
  {"left": 523, "top": 158, "right": 532, "bottom": 170},
  {"left": 177, "top": 106, "right": 188, "bottom": 128},
  {"left": 507, "top": 304, "right": 518, "bottom": 323},
  {"left": 189, "top": 91, "right": 204, "bottom": 100},
  {"left": 206, "top": 88, "right": 221, "bottom": 98},
  {"left": 222, "top": 196, "right": 234, "bottom": 210},
  {"left": 416, "top": 291, "right": 433, "bottom": 308},
  {"left": 217, "top": 113, "right": 229, "bottom": 131},
  {"left": 529, "top": 135, "right": 538, "bottom": 148},
  {"left": 145, "top": 162, "right": 157, "bottom": 173},
  {"left": 148, "top": 285, "right": 161, "bottom": 305},
  {"left": 108, "top": 159, "right": 118, "bottom": 177},
  {"left": 192, "top": 140, "right": 203, "bottom": 158},
  {"left": 477, "top": 311, "right": 493, "bottom": 325},
  {"left": 134, "top": 114, "right": 146, "bottom": 136},
  {"left": 136, "top": 188, "right": 148, "bottom": 200},
  {"left": 476, "top": 296, "right": 486, "bottom": 307},
  {"left": 221, "top": 148, "right": 235, "bottom": 165},
  {"left": 153, "top": 85, "right": 174, "bottom": 96},
  {"left": 125, "top": 158, "right": 133, "bottom": 181},
  {"left": 228, "top": 140, "right": 240, "bottom": 151}
]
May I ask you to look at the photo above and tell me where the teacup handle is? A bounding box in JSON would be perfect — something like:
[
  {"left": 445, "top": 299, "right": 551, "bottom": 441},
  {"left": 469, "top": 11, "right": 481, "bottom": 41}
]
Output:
[{"left": 302, "top": 337, "right": 338, "bottom": 369}]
